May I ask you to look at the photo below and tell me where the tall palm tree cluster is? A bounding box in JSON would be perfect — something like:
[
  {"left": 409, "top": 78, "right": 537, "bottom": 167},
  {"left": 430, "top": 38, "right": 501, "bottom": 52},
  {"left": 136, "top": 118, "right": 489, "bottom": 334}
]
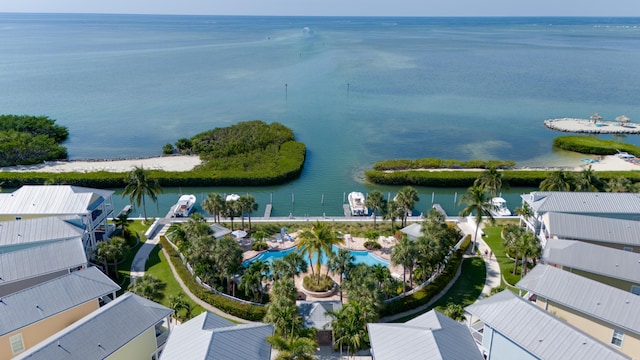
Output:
[
  {"left": 501, "top": 224, "right": 541, "bottom": 277},
  {"left": 201, "top": 192, "right": 258, "bottom": 231},
  {"left": 391, "top": 209, "right": 462, "bottom": 294},
  {"left": 540, "top": 166, "right": 640, "bottom": 193}
]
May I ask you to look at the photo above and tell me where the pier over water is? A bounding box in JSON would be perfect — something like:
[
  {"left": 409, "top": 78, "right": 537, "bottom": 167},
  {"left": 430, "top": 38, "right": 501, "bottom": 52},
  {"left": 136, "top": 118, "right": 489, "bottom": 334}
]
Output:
[{"left": 545, "top": 118, "right": 640, "bottom": 135}]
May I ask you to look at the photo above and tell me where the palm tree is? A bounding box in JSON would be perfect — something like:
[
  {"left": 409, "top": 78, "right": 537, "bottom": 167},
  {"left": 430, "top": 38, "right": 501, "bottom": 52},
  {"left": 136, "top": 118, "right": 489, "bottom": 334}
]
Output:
[
  {"left": 459, "top": 184, "right": 495, "bottom": 254},
  {"left": 518, "top": 231, "right": 541, "bottom": 277},
  {"left": 122, "top": 166, "right": 162, "bottom": 221},
  {"left": 201, "top": 193, "right": 225, "bottom": 223},
  {"left": 384, "top": 199, "right": 402, "bottom": 229},
  {"left": 296, "top": 221, "right": 342, "bottom": 284},
  {"left": 282, "top": 252, "right": 308, "bottom": 279},
  {"left": 539, "top": 170, "right": 574, "bottom": 192},
  {"left": 165, "top": 223, "right": 188, "bottom": 251},
  {"left": 215, "top": 236, "right": 244, "bottom": 296},
  {"left": 264, "top": 278, "right": 302, "bottom": 340},
  {"left": 514, "top": 202, "right": 534, "bottom": 226},
  {"left": 239, "top": 260, "right": 269, "bottom": 302},
  {"left": 475, "top": 166, "right": 507, "bottom": 198},
  {"left": 605, "top": 176, "right": 635, "bottom": 192},
  {"left": 268, "top": 335, "right": 317, "bottom": 360},
  {"left": 443, "top": 303, "right": 466, "bottom": 321},
  {"left": 327, "top": 248, "right": 355, "bottom": 303},
  {"left": 364, "top": 190, "right": 386, "bottom": 229},
  {"left": 113, "top": 212, "right": 132, "bottom": 240},
  {"left": 391, "top": 237, "right": 416, "bottom": 294},
  {"left": 414, "top": 236, "right": 443, "bottom": 283},
  {"left": 575, "top": 165, "right": 603, "bottom": 192},
  {"left": 128, "top": 274, "right": 165, "bottom": 302},
  {"left": 223, "top": 199, "right": 240, "bottom": 230},
  {"left": 395, "top": 186, "right": 419, "bottom": 227},
  {"left": 167, "top": 293, "right": 192, "bottom": 322},
  {"left": 95, "top": 238, "right": 126, "bottom": 279},
  {"left": 328, "top": 301, "right": 375, "bottom": 357},
  {"left": 239, "top": 194, "right": 259, "bottom": 231}
]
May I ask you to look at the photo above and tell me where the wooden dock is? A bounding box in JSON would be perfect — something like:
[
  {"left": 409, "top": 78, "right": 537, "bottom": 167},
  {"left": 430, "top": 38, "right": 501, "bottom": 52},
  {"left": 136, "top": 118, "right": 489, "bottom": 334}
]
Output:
[
  {"left": 263, "top": 204, "right": 272, "bottom": 218},
  {"left": 432, "top": 203, "right": 447, "bottom": 217},
  {"left": 343, "top": 204, "right": 352, "bottom": 217}
]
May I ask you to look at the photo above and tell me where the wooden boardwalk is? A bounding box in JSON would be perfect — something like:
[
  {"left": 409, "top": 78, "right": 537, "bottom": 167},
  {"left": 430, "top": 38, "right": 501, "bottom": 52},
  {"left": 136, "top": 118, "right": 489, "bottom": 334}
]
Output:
[
  {"left": 343, "top": 204, "right": 352, "bottom": 217},
  {"left": 263, "top": 204, "right": 272, "bottom": 218}
]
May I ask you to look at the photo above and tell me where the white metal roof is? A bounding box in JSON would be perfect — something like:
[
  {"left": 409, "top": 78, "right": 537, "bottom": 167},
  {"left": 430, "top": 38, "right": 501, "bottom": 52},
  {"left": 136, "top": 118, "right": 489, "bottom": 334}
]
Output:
[
  {"left": 0, "top": 217, "right": 84, "bottom": 248},
  {"left": 209, "top": 223, "right": 232, "bottom": 239},
  {"left": 0, "top": 185, "right": 114, "bottom": 216},
  {"left": 517, "top": 264, "right": 640, "bottom": 335},
  {"left": 368, "top": 310, "right": 483, "bottom": 360},
  {"left": 297, "top": 300, "right": 342, "bottom": 330},
  {"left": 546, "top": 212, "right": 640, "bottom": 246},
  {"left": 465, "top": 290, "right": 630, "bottom": 360},
  {"left": 543, "top": 239, "right": 640, "bottom": 284},
  {"left": 0, "top": 267, "right": 119, "bottom": 336},
  {"left": 400, "top": 223, "right": 423, "bottom": 239},
  {"left": 16, "top": 293, "right": 172, "bottom": 360},
  {"left": 522, "top": 192, "right": 640, "bottom": 216},
  {"left": 161, "top": 312, "right": 273, "bottom": 360}
]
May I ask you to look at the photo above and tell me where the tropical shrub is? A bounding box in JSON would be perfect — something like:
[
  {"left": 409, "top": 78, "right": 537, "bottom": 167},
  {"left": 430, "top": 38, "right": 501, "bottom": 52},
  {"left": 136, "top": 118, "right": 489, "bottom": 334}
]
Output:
[
  {"left": 252, "top": 241, "right": 269, "bottom": 251},
  {"left": 363, "top": 240, "right": 382, "bottom": 250},
  {"left": 0, "top": 115, "right": 69, "bottom": 166},
  {"left": 302, "top": 274, "right": 334, "bottom": 292}
]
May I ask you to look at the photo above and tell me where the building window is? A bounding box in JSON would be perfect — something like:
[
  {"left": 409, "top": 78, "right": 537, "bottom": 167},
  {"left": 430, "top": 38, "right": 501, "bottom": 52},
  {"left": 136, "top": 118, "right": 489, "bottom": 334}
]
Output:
[
  {"left": 631, "top": 285, "right": 640, "bottom": 296},
  {"left": 623, "top": 247, "right": 633, "bottom": 252},
  {"left": 15, "top": 216, "right": 22, "bottom": 221},
  {"left": 10, "top": 333, "right": 25, "bottom": 355},
  {"left": 611, "top": 329, "right": 624, "bottom": 347}
]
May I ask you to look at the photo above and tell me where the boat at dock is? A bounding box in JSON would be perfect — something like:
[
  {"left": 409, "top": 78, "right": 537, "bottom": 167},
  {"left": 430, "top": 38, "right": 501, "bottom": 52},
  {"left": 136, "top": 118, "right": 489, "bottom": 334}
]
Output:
[
  {"left": 348, "top": 192, "right": 368, "bottom": 216},
  {"left": 172, "top": 194, "right": 196, "bottom": 217},
  {"left": 489, "top": 197, "right": 511, "bottom": 217}
]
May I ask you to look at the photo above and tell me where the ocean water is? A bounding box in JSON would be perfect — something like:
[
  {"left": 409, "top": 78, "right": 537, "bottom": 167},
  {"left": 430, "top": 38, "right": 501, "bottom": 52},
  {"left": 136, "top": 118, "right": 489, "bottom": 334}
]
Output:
[{"left": 1, "top": 14, "right": 639, "bottom": 216}]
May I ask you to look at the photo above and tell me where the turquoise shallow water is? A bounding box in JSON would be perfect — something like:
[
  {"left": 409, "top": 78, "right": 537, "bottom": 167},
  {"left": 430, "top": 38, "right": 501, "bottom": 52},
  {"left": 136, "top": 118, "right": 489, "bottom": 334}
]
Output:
[{"left": 1, "top": 14, "right": 639, "bottom": 216}]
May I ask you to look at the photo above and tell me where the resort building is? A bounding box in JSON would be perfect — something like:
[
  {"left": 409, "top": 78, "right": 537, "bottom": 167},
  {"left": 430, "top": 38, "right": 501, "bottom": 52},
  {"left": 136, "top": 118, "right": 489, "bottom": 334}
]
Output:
[
  {"left": 542, "top": 239, "right": 640, "bottom": 294},
  {"left": 0, "top": 217, "right": 88, "bottom": 297},
  {"left": 15, "top": 293, "right": 173, "bottom": 360},
  {"left": 368, "top": 309, "right": 482, "bottom": 360},
  {"left": 297, "top": 300, "right": 342, "bottom": 346},
  {"left": 520, "top": 192, "right": 640, "bottom": 247},
  {"left": 465, "top": 290, "right": 630, "bottom": 360},
  {"left": 0, "top": 185, "right": 115, "bottom": 254},
  {"left": 516, "top": 264, "right": 640, "bottom": 358},
  {"left": 161, "top": 311, "right": 273, "bottom": 360},
  {"left": 0, "top": 267, "right": 119, "bottom": 359}
]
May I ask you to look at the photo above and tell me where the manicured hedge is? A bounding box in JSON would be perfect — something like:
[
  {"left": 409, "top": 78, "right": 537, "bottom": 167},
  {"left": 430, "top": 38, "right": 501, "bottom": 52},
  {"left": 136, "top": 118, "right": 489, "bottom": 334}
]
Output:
[
  {"left": 160, "top": 236, "right": 266, "bottom": 321},
  {"left": 380, "top": 235, "right": 471, "bottom": 317},
  {"left": 553, "top": 136, "right": 640, "bottom": 156},
  {"left": 373, "top": 158, "right": 515, "bottom": 171}
]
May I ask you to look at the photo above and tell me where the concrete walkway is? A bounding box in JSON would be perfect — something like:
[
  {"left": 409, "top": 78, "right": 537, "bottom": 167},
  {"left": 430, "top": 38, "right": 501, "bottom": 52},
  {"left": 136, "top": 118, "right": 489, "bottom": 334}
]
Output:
[{"left": 457, "top": 218, "right": 501, "bottom": 299}]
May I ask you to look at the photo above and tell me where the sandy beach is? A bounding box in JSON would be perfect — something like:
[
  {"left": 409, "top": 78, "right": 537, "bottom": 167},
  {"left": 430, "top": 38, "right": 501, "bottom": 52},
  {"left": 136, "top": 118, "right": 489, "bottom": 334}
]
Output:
[
  {"left": 545, "top": 118, "right": 640, "bottom": 134},
  {"left": 0, "top": 155, "right": 202, "bottom": 173}
]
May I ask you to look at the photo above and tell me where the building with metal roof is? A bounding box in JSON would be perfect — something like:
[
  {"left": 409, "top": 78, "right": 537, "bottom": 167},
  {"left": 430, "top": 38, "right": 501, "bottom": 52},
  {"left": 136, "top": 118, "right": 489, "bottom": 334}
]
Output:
[
  {"left": 297, "top": 300, "right": 342, "bottom": 345},
  {"left": 368, "top": 309, "right": 483, "bottom": 360},
  {"left": 541, "top": 212, "right": 640, "bottom": 251},
  {"left": 542, "top": 239, "right": 640, "bottom": 293},
  {"left": 465, "top": 290, "right": 630, "bottom": 360},
  {"left": 516, "top": 264, "right": 640, "bottom": 358},
  {"left": 0, "top": 267, "right": 119, "bottom": 359},
  {"left": 161, "top": 311, "right": 273, "bottom": 360},
  {"left": 520, "top": 192, "right": 640, "bottom": 246},
  {"left": 0, "top": 185, "right": 115, "bottom": 252},
  {"left": 16, "top": 293, "right": 173, "bottom": 360},
  {"left": 0, "top": 217, "right": 88, "bottom": 297},
  {"left": 400, "top": 223, "right": 423, "bottom": 240}
]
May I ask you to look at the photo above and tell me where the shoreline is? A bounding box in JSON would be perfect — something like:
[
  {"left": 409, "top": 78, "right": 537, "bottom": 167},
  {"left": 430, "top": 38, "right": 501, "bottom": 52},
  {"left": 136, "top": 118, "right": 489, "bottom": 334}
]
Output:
[
  {"left": 545, "top": 118, "right": 640, "bottom": 134},
  {"left": 0, "top": 155, "right": 202, "bottom": 173}
]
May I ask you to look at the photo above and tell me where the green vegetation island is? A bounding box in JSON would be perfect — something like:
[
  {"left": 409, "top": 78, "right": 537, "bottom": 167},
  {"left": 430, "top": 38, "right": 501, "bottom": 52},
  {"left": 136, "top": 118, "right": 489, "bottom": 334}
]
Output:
[
  {"left": 0, "top": 118, "right": 306, "bottom": 188},
  {"left": 365, "top": 136, "right": 640, "bottom": 187}
]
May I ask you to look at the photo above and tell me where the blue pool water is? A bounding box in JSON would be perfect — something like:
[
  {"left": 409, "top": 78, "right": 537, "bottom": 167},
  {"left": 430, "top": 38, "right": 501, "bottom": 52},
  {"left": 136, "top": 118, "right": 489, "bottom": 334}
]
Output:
[{"left": 243, "top": 245, "right": 390, "bottom": 267}]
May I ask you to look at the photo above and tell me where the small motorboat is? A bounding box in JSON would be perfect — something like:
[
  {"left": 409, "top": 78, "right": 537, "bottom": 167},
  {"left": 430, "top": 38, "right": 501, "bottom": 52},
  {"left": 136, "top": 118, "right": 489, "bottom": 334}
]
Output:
[
  {"left": 489, "top": 197, "right": 511, "bottom": 217},
  {"left": 348, "top": 192, "right": 368, "bottom": 216},
  {"left": 173, "top": 194, "right": 196, "bottom": 217}
]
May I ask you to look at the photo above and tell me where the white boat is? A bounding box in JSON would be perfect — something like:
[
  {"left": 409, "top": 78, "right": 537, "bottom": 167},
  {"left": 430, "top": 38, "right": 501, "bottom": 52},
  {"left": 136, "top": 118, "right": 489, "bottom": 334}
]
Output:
[
  {"left": 348, "top": 192, "right": 368, "bottom": 216},
  {"left": 173, "top": 194, "right": 196, "bottom": 217},
  {"left": 489, "top": 197, "right": 511, "bottom": 217}
]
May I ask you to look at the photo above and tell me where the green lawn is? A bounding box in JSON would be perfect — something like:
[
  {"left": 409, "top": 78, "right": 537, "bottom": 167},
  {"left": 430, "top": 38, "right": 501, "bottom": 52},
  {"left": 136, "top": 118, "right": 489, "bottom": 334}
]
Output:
[
  {"left": 482, "top": 226, "right": 522, "bottom": 289},
  {"left": 146, "top": 245, "right": 205, "bottom": 320},
  {"left": 391, "top": 256, "right": 486, "bottom": 323}
]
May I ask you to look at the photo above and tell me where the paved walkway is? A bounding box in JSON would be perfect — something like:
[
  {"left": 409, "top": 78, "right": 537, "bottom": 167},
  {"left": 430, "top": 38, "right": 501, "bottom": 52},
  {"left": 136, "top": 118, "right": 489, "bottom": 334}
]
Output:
[{"left": 456, "top": 218, "right": 501, "bottom": 299}]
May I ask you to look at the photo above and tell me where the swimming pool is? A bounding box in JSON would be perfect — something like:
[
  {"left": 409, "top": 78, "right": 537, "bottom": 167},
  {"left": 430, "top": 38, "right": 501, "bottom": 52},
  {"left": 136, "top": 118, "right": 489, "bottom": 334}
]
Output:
[{"left": 243, "top": 245, "right": 390, "bottom": 268}]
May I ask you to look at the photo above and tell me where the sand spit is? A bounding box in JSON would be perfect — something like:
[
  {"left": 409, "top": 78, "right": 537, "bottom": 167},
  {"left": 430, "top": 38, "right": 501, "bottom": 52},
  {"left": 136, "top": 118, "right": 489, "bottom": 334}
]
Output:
[{"left": 0, "top": 155, "right": 202, "bottom": 173}]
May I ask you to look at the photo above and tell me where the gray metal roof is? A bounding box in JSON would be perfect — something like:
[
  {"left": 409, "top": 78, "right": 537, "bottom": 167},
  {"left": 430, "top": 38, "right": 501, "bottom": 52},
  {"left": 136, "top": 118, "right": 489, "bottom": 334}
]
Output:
[
  {"left": 368, "top": 310, "right": 483, "bottom": 360},
  {"left": 0, "top": 185, "right": 114, "bottom": 216},
  {"left": 465, "top": 290, "right": 630, "bottom": 360},
  {"left": 161, "top": 312, "right": 273, "bottom": 360},
  {"left": 547, "top": 212, "right": 640, "bottom": 246},
  {"left": 0, "top": 217, "right": 84, "bottom": 248},
  {"left": 209, "top": 223, "right": 232, "bottom": 239},
  {"left": 400, "top": 223, "right": 423, "bottom": 239},
  {"left": 517, "top": 264, "right": 640, "bottom": 335},
  {"left": 543, "top": 239, "right": 640, "bottom": 284},
  {"left": 0, "top": 239, "right": 87, "bottom": 286},
  {"left": 522, "top": 192, "right": 640, "bottom": 216},
  {"left": 0, "top": 267, "right": 119, "bottom": 336},
  {"left": 297, "top": 300, "right": 342, "bottom": 330},
  {"left": 17, "top": 293, "right": 172, "bottom": 360}
]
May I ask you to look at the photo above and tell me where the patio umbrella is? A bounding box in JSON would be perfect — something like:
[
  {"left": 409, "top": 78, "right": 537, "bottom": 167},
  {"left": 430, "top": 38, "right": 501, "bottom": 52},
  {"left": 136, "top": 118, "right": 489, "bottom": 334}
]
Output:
[
  {"left": 616, "top": 115, "right": 630, "bottom": 123},
  {"left": 231, "top": 229, "right": 247, "bottom": 238},
  {"left": 589, "top": 113, "right": 602, "bottom": 123}
]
